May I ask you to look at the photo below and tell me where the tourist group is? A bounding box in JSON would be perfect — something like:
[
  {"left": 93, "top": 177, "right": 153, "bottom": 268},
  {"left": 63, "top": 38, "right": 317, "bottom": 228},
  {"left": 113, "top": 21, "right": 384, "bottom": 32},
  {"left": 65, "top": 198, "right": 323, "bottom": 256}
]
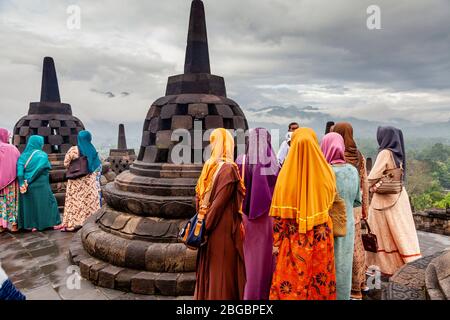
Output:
[
  {"left": 0, "top": 121, "right": 422, "bottom": 300},
  {"left": 191, "top": 123, "right": 422, "bottom": 300}
]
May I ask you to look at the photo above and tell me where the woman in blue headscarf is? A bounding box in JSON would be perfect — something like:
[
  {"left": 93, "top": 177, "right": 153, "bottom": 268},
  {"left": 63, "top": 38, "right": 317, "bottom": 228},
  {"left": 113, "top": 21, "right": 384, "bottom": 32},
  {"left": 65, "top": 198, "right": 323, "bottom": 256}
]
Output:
[
  {"left": 17, "top": 135, "right": 61, "bottom": 231},
  {"left": 59, "top": 130, "right": 102, "bottom": 232}
]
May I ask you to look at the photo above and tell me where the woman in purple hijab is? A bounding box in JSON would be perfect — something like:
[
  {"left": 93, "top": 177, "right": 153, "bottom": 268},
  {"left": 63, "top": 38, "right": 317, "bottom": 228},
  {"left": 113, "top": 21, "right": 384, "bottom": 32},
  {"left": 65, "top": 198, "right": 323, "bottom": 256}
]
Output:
[
  {"left": 0, "top": 128, "right": 20, "bottom": 233},
  {"left": 236, "top": 128, "right": 280, "bottom": 300}
]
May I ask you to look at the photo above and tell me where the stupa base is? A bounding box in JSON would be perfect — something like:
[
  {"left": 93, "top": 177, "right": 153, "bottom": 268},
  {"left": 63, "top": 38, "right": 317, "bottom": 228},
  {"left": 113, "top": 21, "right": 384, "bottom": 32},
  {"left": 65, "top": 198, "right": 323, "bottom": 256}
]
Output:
[{"left": 69, "top": 210, "right": 197, "bottom": 296}]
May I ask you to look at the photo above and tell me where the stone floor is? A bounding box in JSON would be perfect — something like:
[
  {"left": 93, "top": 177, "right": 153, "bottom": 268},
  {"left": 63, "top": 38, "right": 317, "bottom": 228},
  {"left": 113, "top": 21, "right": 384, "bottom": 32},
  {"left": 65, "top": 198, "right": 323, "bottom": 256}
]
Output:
[
  {"left": 0, "top": 230, "right": 190, "bottom": 300},
  {"left": 0, "top": 229, "right": 449, "bottom": 300}
]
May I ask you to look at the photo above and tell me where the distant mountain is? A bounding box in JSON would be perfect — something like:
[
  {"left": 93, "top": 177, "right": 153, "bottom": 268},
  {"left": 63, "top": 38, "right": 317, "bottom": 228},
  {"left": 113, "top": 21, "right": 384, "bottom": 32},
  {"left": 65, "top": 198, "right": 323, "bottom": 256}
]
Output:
[
  {"left": 80, "top": 105, "right": 449, "bottom": 157},
  {"left": 245, "top": 105, "right": 450, "bottom": 141}
]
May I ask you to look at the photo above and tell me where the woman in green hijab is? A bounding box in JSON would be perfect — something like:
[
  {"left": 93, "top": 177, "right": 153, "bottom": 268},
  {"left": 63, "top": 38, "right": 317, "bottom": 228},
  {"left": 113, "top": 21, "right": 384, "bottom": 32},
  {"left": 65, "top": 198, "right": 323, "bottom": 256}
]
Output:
[{"left": 17, "top": 135, "right": 60, "bottom": 231}]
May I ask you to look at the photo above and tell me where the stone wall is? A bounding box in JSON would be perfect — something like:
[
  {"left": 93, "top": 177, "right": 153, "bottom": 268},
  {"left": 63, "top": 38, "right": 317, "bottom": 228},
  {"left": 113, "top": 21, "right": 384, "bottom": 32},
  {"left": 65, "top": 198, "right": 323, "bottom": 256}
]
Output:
[{"left": 413, "top": 209, "right": 450, "bottom": 236}]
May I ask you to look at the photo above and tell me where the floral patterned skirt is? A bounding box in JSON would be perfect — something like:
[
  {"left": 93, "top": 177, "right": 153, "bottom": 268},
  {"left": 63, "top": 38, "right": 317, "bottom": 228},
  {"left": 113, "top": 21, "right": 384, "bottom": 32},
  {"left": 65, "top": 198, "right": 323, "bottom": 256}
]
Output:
[
  {"left": 270, "top": 217, "right": 337, "bottom": 300},
  {"left": 0, "top": 180, "right": 19, "bottom": 229}
]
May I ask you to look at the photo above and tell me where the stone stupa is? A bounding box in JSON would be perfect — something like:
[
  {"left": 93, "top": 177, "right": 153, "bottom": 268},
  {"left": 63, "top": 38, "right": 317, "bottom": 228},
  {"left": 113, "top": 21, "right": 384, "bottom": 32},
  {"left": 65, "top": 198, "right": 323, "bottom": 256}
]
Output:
[
  {"left": 70, "top": 0, "right": 248, "bottom": 296},
  {"left": 13, "top": 57, "right": 116, "bottom": 212},
  {"left": 107, "top": 124, "right": 136, "bottom": 175},
  {"left": 13, "top": 57, "right": 86, "bottom": 212}
]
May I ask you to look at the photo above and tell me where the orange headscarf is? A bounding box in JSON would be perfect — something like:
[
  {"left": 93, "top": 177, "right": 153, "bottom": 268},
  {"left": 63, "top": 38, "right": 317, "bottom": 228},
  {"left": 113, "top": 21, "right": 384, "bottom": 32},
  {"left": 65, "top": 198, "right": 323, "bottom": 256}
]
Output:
[
  {"left": 270, "top": 128, "right": 336, "bottom": 233},
  {"left": 196, "top": 128, "right": 243, "bottom": 205}
]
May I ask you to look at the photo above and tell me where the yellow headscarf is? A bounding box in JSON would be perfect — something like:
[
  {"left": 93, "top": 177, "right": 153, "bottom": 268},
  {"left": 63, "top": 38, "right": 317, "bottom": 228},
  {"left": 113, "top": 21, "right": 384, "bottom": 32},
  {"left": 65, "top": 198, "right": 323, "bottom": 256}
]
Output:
[
  {"left": 196, "top": 128, "right": 241, "bottom": 205},
  {"left": 270, "top": 127, "right": 336, "bottom": 233}
]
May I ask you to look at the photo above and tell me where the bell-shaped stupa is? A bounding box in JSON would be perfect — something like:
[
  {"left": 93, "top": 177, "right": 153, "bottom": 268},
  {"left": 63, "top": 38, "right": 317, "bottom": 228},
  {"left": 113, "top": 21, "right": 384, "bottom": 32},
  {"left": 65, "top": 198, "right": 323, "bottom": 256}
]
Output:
[
  {"left": 107, "top": 124, "right": 136, "bottom": 175},
  {"left": 70, "top": 0, "right": 248, "bottom": 296},
  {"left": 13, "top": 57, "right": 86, "bottom": 212}
]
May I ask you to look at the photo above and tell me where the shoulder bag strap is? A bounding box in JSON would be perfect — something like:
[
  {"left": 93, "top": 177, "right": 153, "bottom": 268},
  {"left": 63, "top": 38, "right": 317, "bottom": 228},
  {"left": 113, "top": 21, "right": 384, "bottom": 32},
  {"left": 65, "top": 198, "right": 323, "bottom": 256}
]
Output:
[
  {"left": 201, "top": 161, "right": 225, "bottom": 209},
  {"left": 24, "top": 150, "right": 40, "bottom": 169}
]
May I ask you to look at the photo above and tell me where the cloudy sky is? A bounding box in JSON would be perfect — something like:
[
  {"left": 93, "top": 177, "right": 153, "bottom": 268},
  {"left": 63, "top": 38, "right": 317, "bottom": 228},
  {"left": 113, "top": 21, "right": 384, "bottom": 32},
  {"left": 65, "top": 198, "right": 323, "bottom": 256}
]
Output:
[{"left": 1, "top": 0, "right": 449, "bottom": 134}]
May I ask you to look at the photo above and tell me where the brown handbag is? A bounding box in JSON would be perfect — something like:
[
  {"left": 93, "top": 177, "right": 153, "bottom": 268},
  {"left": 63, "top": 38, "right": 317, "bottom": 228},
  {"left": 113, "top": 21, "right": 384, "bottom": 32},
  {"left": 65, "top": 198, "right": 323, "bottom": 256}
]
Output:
[
  {"left": 66, "top": 156, "right": 90, "bottom": 180},
  {"left": 361, "top": 219, "right": 378, "bottom": 253},
  {"left": 329, "top": 193, "right": 347, "bottom": 237},
  {"left": 370, "top": 152, "right": 403, "bottom": 194}
]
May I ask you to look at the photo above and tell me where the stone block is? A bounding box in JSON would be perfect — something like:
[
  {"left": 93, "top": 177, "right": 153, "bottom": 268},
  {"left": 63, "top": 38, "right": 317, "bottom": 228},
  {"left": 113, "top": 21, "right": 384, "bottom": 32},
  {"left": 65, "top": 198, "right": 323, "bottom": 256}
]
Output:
[
  {"left": 188, "top": 103, "right": 208, "bottom": 118},
  {"left": 19, "top": 127, "right": 30, "bottom": 136},
  {"left": 160, "top": 104, "right": 177, "bottom": 119},
  {"left": 145, "top": 243, "right": 169, "bottom": 272},
  {"left": 147, "top": 105, "right": 161, "bottom": 119},
  {"left": 89, "top": 262, "right": 108, "bottom": 283},
  {"left": 65, "top": 120, "right": 76, "bottom": 128},
  {"left": 205, "top": 116, "right": 223, "bottom": 129},
  {"left": 121, "top": 217, "right": 142, "bottom": 235},
  {"left": 165, "top": 244, "right": 187, "bottom": 272},
  {"left": 216, "top": 104, "right": 234, "bottom": 118},
  {"left": 98, "top": 265, "right": 124, "bottom": 289},
  {"left": 155, "top": 273, "right": 180, "bottom": 296},
  {"left": 130, "top": 272, "right": 159, "bottom": 295},
  {"left": 149, "top": 118, "right": 160, "bottom": 133},
  {"left": 110, "top": 214, "right": 131, "bottom": 231},
  {"left": 79, "top": 258, "right": 101, "bottom": 279},
  {"left": 142, "top": 146, "right": 158, "bottom": 163},
  {"left": 48, "top": 135, "right": 63, "bottom": 145},
  {"left": 29, "top": 120, "right": 41, "bottom": 128},
  {"left": 38, "top": 127, "right": 51, "bottom": 136},
  {"left": 69, "top": 135, "right": 78, "bottom": 145},
  {"left": 49, "top": 120, "right": 61, "bottom": 128},
  {"left": 171, "top": 115, "right": 193, "bottom": 130},
  {"left": 233, "top": 116, "right": 246, "bottom": 129},
  {"left": 176, "top": 272, "right": 196, "bottom": 296},
  {"left": 124, "top": 240, "right": 149, "bottom": 269},
  {"left": 59, "top": 127, "right": 71, "bottom": 136},
  {"left": 115, "top": 269, "right": 140, "bottom": 292},
  {"left": 156, "top": 130, "right": 174, "bottom": 149}
]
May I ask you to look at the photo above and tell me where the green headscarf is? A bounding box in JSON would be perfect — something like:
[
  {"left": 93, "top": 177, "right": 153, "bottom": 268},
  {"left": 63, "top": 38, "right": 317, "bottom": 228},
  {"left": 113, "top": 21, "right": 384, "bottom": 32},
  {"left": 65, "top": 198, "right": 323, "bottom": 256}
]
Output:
[
  {"left": 17, "top": 135, "right": 51, "bottom": 186},
  {"left": 77, "top": 130, "right": 101, "bottom": 173}
]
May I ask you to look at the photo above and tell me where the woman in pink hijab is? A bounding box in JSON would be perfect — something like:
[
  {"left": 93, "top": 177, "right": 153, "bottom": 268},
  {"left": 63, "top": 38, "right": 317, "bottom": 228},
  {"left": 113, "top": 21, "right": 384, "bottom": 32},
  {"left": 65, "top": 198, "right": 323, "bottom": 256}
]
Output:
[
  {"left": 321, "top": 132, "right": 362, "bottom": 300},
  {"left": 0, "top": 128, "right": 20, "bottom": 233}
]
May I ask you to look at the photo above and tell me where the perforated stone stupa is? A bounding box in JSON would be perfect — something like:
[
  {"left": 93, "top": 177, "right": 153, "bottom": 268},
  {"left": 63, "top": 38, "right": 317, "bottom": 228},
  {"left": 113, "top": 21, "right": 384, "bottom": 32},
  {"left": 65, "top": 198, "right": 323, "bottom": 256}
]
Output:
[
  {"left": 70, "top": 0, "right": 248, "bottom": 296},
  {"left": 13, "top": 57, "right": 85, "bottom": 212},
  {"left": 107, "top": 124, "right": 136, "bottom": 175},
  {"left": 13, "top": 57, "right": 115, "bottom": 212}
]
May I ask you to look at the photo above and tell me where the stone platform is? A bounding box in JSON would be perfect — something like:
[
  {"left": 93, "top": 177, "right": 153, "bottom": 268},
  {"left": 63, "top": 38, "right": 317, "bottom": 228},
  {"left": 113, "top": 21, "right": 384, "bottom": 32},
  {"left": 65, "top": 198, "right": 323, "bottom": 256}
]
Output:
[{"left": 1, "top": 229, "right": 448, "bottom": 300}]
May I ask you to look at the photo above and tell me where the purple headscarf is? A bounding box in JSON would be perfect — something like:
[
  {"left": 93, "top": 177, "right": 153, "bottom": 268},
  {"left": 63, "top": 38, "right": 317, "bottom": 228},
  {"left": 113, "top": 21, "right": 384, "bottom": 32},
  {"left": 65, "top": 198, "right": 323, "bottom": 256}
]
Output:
[
  {"left": 377, "top": 126, "right": 406, "bottom": 173},
  {"left": 237, "top": 128, "right": 279, "bottom": 220},
  {"left": 320, "top": 132, "right": 346, "bottom": 165},
  {"left": 0, "top": 128, "right": 20, "bottom": 190}
]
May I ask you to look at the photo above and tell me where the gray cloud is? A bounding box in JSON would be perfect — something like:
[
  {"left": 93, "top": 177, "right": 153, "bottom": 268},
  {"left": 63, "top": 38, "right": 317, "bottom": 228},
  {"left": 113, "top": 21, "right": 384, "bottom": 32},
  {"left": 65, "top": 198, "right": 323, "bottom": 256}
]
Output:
[{"left": 0, "top": 0, "right": 449, "bottom": 137}]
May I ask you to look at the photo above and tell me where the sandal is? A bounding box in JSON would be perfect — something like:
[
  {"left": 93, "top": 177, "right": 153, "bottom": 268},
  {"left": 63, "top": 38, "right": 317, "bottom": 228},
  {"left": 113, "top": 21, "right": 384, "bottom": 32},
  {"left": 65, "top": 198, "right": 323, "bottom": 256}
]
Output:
[
  {"left": 61, "top": 227, "right": 75, "bottom": 232},
  {"left": 31, "top": 228, "right": 37, "bottom": 232},
  {"left": 11, "top": 224, "right": 19, "bottom": 233},
  {"left": 53, "top": 225, "right": 65, "bottom": 230}
]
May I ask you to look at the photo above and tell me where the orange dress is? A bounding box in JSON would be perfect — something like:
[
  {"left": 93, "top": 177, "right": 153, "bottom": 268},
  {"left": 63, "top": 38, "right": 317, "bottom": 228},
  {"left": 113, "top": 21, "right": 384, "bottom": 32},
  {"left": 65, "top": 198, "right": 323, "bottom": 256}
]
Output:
[{"left": 270, "top": 217, "right": 337, "bottom": 300}]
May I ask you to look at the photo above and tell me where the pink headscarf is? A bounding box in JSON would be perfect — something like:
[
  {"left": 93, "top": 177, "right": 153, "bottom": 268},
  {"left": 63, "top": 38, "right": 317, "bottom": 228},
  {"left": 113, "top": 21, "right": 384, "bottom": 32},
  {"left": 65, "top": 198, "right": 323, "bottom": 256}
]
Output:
[
  {"left": 320, "top": 132, "right": 346, "bottom": 165},
  {"left": 0, "top": 128, "right": 20, "bottom": 190}
]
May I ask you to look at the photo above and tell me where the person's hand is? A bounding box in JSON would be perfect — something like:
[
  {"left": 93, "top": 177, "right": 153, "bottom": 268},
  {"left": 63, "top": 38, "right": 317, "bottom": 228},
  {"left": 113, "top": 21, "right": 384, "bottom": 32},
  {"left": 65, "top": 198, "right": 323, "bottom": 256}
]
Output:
[
  {"left": 272, "top": 246, "right": 279, "bottom": 256},
  {"left": 20, "top": 180, "right": 28, "bottom": 194}
]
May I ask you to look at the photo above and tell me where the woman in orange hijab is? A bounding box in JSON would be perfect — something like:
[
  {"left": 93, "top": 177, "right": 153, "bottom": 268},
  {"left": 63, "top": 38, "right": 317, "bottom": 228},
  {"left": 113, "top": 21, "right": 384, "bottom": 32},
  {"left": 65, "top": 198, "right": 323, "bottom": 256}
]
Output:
[
  {"left": 270, "top": 127, "right": 337, "bottom": 300},
  {"left": 194, "top": 128, "right": 246, "bottom": 300}
]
